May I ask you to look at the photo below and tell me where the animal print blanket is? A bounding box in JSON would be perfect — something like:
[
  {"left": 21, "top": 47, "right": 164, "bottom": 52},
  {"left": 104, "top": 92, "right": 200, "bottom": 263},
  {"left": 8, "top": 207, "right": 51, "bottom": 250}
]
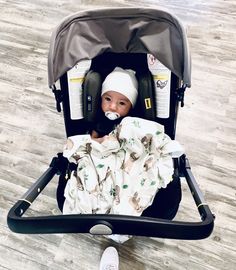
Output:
[{"left": 62, "top": 117, "right": 184, "bottom": 216}]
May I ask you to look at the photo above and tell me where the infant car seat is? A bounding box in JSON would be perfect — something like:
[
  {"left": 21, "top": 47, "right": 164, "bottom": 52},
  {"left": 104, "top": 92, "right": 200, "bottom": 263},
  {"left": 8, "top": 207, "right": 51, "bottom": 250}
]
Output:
[
  {"left": 7, "top": 7, "right": 214, "bottom": 239},
  {"left": 57, "top": 52, "right": 182, "bottom": 220}
]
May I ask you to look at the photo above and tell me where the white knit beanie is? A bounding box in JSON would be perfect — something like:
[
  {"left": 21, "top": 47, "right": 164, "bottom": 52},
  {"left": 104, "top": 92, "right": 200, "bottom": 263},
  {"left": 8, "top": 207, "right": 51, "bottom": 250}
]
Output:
[{"left": 101, "top": 67, "right": 138, "bottom": 107}]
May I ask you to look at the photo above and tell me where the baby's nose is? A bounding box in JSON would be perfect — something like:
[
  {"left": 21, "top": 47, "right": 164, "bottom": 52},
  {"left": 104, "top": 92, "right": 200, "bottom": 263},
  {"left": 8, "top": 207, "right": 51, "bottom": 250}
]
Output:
[{"left": 109, "top": 102, "right": 117, "bottom": 111}]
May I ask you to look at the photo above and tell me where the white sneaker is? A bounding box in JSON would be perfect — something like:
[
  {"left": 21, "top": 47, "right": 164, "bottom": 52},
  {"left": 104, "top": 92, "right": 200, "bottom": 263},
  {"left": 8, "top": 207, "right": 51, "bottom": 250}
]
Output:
[{"left": 99, "top": 246, "right": 119, "bottom": 270}]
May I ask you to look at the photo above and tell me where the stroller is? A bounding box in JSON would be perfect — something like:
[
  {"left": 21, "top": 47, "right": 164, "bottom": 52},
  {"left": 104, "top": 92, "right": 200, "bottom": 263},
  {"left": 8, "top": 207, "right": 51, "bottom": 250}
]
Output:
[{"left": 7, "top": 7, "right": 214, "bottom": 239}]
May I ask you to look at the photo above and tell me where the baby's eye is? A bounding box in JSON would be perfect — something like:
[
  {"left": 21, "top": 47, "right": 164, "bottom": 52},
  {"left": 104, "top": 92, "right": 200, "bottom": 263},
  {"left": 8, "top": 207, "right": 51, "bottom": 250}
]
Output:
[
  {"left": 104, "top": 96, "right": 111, "bottom": 101},
  {"left": 119, "top": 101, "right": 126, "bottom": 106}
]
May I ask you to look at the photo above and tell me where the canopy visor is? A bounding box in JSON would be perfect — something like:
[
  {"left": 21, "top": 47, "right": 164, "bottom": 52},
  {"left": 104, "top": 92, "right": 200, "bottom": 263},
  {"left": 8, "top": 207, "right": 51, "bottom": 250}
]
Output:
[{"left": 48, "top": 7, "right": 191, "bottom": 88}]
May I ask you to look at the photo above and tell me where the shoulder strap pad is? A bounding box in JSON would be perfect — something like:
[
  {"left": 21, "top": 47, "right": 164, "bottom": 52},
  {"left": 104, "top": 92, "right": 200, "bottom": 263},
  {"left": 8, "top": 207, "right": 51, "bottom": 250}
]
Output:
[
  {"left": 82, "top": 70, "right": 102, "bottom": 122},
  {"left": 137, "top": 71, "right": 156, "bottom": 120}
]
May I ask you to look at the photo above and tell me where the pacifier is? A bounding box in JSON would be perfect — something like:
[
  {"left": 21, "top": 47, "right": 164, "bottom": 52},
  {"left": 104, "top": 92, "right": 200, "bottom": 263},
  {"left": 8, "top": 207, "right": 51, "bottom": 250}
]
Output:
[{"left": 105, "top": 111, "right": 121, "bottom": 120}]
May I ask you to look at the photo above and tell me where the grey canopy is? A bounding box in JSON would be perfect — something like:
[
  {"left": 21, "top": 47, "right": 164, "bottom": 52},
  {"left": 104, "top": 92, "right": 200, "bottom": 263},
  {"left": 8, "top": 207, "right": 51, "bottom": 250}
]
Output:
[{"left": 48, "top": 7, "right": 191, "bottom": 88}]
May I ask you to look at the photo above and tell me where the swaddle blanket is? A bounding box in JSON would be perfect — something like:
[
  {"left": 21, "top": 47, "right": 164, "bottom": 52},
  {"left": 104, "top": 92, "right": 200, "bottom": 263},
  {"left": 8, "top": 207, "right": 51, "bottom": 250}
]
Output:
[{"left": 63, "top": 117, "right": 184, "bottom": 216}]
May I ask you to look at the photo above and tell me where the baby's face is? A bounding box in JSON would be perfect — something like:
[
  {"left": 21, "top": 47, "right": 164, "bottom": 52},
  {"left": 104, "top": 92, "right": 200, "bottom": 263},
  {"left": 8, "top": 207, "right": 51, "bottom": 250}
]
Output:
[{"left": 101, "top": 91, "right": 132, "bottom": 117}]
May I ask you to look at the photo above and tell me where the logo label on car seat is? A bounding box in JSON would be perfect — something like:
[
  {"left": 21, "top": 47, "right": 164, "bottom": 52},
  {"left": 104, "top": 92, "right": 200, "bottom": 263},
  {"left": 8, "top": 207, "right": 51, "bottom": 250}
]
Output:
[{"left": 145, "top": 98, "right": 152, "bottom": 109}]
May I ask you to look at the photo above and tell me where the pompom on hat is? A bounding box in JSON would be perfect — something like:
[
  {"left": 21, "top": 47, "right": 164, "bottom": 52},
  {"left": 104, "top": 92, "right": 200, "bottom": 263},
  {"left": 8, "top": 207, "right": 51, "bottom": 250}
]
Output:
[{"left": 101, "top": 67, "right": 138, "bottom": 107}]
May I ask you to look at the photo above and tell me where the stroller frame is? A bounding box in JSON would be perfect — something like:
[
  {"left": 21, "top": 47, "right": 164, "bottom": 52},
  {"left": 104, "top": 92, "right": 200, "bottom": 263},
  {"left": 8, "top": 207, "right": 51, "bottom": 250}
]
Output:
[{"left": 7, "top": 7, "right": 214, "bottom": 239}]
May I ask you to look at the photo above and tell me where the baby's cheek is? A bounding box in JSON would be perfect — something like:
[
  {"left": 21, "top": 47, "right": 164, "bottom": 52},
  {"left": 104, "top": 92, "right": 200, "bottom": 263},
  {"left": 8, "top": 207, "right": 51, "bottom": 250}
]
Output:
[{"left": 120, "top": 107, "right": 131, "bottom": 116}]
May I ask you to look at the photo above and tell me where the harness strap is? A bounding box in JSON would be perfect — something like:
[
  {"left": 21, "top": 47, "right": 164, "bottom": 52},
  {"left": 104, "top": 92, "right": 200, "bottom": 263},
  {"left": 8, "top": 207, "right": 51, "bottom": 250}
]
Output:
[
  {"left": 51, "top": 85, "right": 63, "bottom": 112},
  {"left": 177, "top": 85, "right": 186, "bottom": 107}
]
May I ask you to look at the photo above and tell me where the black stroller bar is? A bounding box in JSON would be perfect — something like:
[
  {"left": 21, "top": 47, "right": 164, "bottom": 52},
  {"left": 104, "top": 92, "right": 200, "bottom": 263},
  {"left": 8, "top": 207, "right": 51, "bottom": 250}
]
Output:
[{"left": 7, "top": 154, "right": 214, "bottom": 239}]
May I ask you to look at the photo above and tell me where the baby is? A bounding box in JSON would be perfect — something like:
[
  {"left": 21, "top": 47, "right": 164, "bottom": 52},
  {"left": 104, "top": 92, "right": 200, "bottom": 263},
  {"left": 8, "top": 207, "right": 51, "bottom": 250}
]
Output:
[
  {"left": 59, "top": 67, "right": 184, "bottom": 220},
  {"left": 64, "top": 67, "right": 138, "bottom": 152},
  {"left": 91, "top": 67, "right": 138, "bottom": 143}
]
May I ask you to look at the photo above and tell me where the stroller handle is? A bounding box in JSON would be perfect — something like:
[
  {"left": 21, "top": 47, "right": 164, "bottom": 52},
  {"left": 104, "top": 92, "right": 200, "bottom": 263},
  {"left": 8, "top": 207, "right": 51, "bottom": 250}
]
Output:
[{"left": 7, "top": 154, "right": 214, "bottom": 239}]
